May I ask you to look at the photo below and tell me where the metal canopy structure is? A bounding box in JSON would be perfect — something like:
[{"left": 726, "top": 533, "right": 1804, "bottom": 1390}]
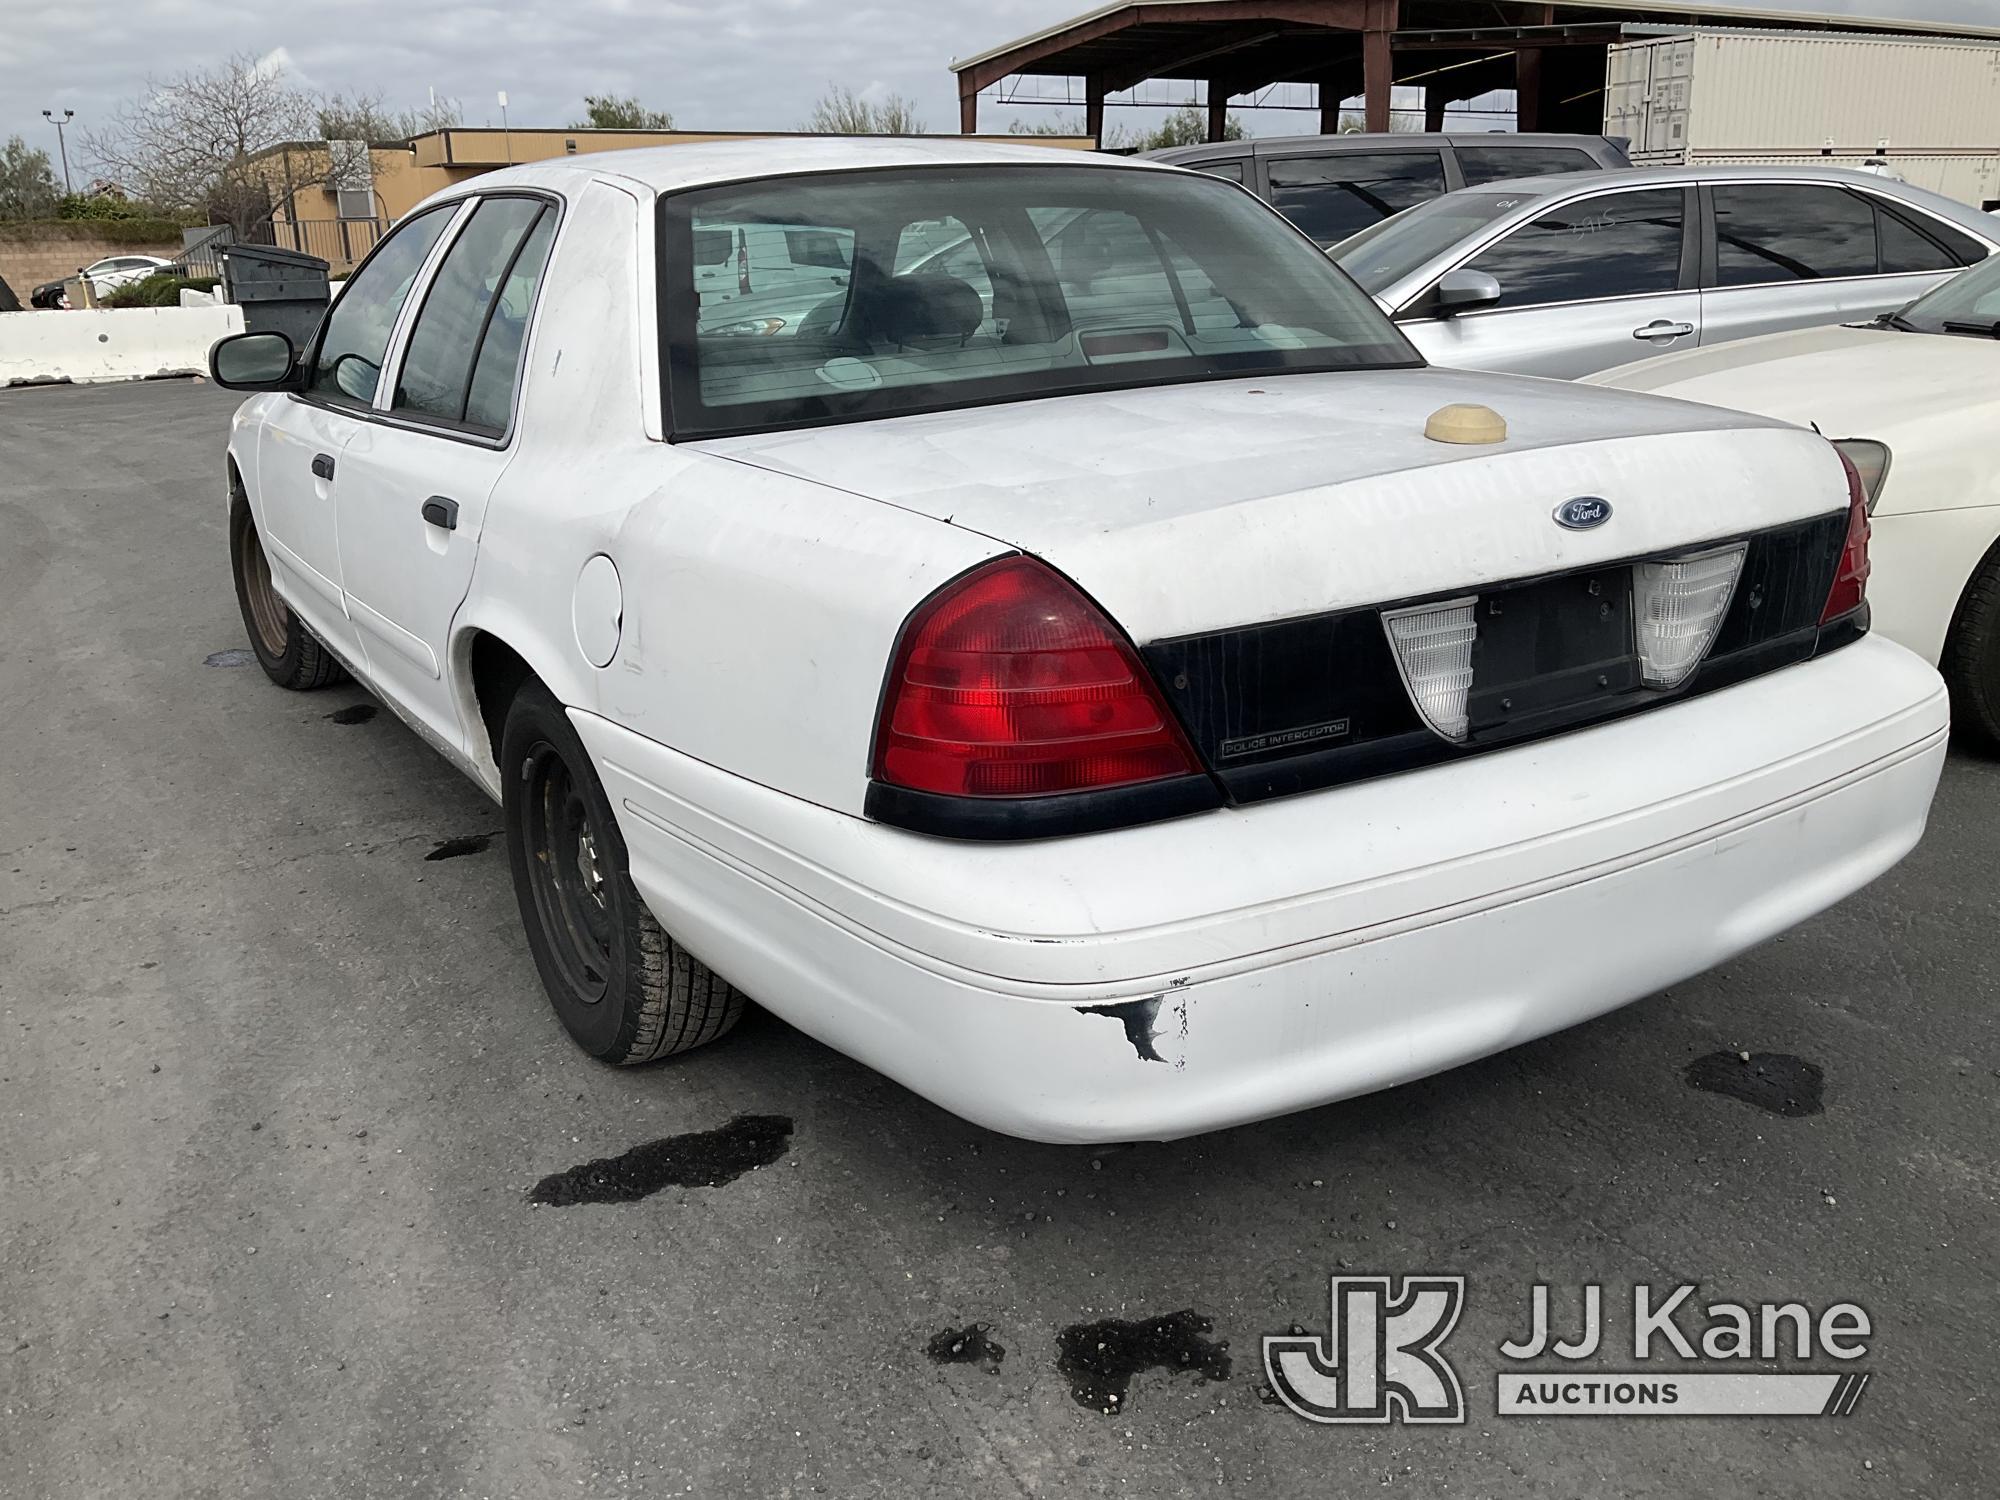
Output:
[{"left": 950, "top": 1, "right": 2000, "bottom": 140}]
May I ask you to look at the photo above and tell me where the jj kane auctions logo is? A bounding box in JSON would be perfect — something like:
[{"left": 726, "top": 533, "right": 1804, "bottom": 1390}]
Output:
[{"left": 1263, "top": 1277, "right": 1873, "bottom": 1423}]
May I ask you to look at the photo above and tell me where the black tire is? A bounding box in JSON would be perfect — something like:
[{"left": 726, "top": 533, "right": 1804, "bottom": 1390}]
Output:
[
  {"left": 229, "top": 495, "right": 346, "bottom": 690},
  {"left": 500, "top": 679, "right": 746, "bottom": 1064},
  {"left": 1942, "top": 547, "right": 2000, "bottom": 754}
]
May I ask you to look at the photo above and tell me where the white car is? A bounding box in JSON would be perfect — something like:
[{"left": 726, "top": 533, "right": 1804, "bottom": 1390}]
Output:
[
  {"left": 206, "top": 139, "right": 1946, "bottom": 1143},
  {"left": 1587, "top": 252, "right": 2000, "bottom": 748}
]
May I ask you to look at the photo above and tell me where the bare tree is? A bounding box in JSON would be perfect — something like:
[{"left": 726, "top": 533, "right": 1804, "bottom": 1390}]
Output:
[
  {"left": 571, "top": 94, "right": 674, "bottom": 130},
  {"left": 1006, "top": 113, "right": 1131, "bottom": 149},
  {"left": 83, "top": 53, "right": 319, "bottom": 237},
  {"left": 318, "top": 89, "right": 463, "bottom": 143},
  {"left": 800, "top": 84, "right": 925, "bottom": 135}
]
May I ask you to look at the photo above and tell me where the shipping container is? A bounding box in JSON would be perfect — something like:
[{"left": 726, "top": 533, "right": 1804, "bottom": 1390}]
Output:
[{"left": 1605, "top": 28, "right": 2000, "bottom": 209}]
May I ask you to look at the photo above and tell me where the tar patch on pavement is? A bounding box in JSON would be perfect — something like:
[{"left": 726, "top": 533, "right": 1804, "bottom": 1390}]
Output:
[
  {"left": 203, "top": 648, "right": 253, "bottom": 668},
  {"left": 424, "top": 833, "right": 493, "bottom": 861},
  {"left": 326, "top": 704, "right": 377, "bottom": 725},
  {"left": 527, "top": 1114, "right": 794, "bottom": 1206},
  {"left": 1685, "top": 1051, "right": 1824, "bottom": 1117},
  {"left": 926, "top": 1323, "right": 1005, "bottom": 1372},
  {"left": 1056, "top": 1309, "right": 1231, "bottom": 1413}
]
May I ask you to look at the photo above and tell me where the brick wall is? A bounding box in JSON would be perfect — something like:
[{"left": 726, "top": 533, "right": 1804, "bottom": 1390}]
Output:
[{"left": 0, "top": 227, "right": 186, "bottom": 299}]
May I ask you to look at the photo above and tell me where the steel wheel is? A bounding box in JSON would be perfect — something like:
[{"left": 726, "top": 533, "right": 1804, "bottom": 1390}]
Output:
[
  {"left": 521, "top": 741, "right": 617, "bottom": 1005},
  {"left": 237, "top": 518, "right": 291, "bottom": 659}
]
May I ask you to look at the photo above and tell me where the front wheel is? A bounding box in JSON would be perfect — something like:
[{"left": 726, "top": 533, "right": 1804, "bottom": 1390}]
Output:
[
  {"left": 229, "top": 496, "right": 345, "bottom": 690},
  {"left": 500, "top": 680, "right": 745, "bottom": 1064}
]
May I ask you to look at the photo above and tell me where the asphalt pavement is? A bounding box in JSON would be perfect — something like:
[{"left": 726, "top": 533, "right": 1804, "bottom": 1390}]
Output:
[{"left": 2, "top": 378, "right": 1997, "bottom": 1498}]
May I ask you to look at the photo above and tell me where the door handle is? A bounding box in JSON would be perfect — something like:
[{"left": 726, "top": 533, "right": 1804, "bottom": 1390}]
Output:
[
  {"left": 421, "top": 496, "right": 460, "bottom": 532},
  {"left": 310, "top": 452, "right": 336, "bottom": 480},
  {"left": 1633, "top": 320, "right": 1695, "bottom": 340}
]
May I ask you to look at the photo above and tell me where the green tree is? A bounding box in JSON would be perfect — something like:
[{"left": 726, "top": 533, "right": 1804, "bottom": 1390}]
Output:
[
  {"left": 571, "top": 94, "right": 674, "bottom": 130},
  {"left": 1135, "top": 105, "right": 1247, "bottom": 152},
  {"left": 0, "top": 136, "right": 60, "bottom": 220},
  {"left": 800, "top": 84, "right": 924, "bottom": 135}
]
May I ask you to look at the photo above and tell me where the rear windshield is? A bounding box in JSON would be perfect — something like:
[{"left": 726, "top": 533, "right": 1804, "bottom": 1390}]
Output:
[
  {"left": 659, "top": 165, "right": 1418, "bottom": 438},
  {"left": 1333, "top": 190, "right": 1539, "bottom": 295},
  {"left": 1895, "top": 248, "right": 2000, "bottom": 334}
]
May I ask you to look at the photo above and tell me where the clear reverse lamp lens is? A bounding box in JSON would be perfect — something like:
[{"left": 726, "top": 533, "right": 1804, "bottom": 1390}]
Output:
[
  {"left": 1634, "top": 545, "right": 1746, "bottom": 689},
  {"left": 1383, "top": 597, "right": 1478, "bottom": 742}
]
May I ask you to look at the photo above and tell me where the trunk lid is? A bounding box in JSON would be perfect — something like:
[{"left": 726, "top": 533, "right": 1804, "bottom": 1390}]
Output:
[{"left": 699, "top": 368, "right": 1845, "bottom": 642}]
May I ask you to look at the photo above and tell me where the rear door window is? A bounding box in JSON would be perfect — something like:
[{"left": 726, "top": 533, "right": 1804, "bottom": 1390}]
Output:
[
  {"left": 1455, "top": 145, "right": 1599, "bottom": 185},
  {"left": 1266, "top": 152, "right": 1448, "bottom": 243},
  {"left": 392, "top": 196, "right": 554, "bottom": 433},
  {"left": 1462, "top": 188, "right": 1686, "bottom": 308},
  {"left": 1712, "top": 184, "right": 1876, "bottom": 285}
]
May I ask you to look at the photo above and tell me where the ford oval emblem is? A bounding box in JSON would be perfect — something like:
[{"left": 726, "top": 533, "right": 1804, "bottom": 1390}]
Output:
[{"left": 1554, "top": 496, "right": 1612, "bottom": 531}]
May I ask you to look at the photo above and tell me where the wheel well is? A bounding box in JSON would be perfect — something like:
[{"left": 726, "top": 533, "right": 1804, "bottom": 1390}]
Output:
[{"left": 469, "top": 632, "right": 536, "bottom": 763}]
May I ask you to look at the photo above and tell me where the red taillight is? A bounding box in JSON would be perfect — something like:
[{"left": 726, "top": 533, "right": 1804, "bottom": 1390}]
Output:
[
  {"left": 872, "top": 556, "right": 1204, "bottom": 798},
  {"left": 1821, "top": 449, "right": 1873, "bottom": 625}
]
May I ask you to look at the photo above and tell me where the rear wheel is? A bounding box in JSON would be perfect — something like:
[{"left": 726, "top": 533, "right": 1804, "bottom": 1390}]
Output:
[
  {"left": 500, "top": 679, "right": 745, "bottom": 1064},
  {"left": 1942, "top": 548, "right": 2000, "bottom": 753},
  {"left": 229, "top": 495, "right": 345, "bottom": 690}
]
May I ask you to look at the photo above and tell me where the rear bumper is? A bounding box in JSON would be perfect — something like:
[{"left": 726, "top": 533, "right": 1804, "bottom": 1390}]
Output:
[{"left": 575, "top": 636, "right": 1947, "bottom": 1142}]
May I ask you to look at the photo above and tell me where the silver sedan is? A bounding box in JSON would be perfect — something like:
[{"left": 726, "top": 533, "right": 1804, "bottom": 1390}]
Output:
[{"left": 1331, "top": 165, "right": 2000, "bottom": 378}]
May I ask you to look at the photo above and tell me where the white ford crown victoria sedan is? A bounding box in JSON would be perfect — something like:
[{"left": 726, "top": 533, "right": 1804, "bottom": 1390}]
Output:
[{"left": 208, "top": 140, "right": 1946, "bottom": 1143}]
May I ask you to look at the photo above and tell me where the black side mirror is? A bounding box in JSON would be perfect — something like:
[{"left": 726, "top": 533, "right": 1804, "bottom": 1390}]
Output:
[
  {"left": 1433, "top": 268, "right": 1504, "bottom": 319},
  {"left": 209, "top": 330, "right": 299, "bottom": 391}
]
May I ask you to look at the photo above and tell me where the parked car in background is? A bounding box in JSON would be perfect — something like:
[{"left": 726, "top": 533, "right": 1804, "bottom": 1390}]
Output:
[
  {"left": 0, "top": 273, "right": 20, "bottom": 314},
  {"left": 1332, "top": 165, "right": 2000, "bottom": 377},
  {"left": 206, "top": 139, "right": 1944, "bottom": 1143},
  {"left": 1146, "top": 131, "right": 1630, "bottom": 246},
  {"left": 28, "top": 254, "right": 177, "bottom": 309},
  {"left": 1587, "top": 251, "right": 2000, "bottom": 747}
]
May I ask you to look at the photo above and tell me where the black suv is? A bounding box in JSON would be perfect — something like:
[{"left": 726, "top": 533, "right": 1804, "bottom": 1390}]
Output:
[{"left": 1144, "top": 131, "right": 1631, "bottom": 247}]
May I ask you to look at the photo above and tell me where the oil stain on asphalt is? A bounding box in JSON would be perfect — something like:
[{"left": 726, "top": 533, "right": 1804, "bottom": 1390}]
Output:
[
  {"left": 203, "top": 649, "right": 254, "bottom": 668},
  {"left": 926, "top": 1324, "right": 1005, "bottom": 1372},
  {"left": 424, "top": 833, "right": 493, "bottom": 861},
  {"left": 325, "top": 704, "right": 377, "bottom": 725},
  {"left": 1685, "top": 1051, "right": 1824, "bottom": 1117},
  {"left": 1056, "top": 1309, "right": 1231, "bottom": 1413},
  {"left": 528, "top": 1115, "right": 794, "bottom": 1206}
]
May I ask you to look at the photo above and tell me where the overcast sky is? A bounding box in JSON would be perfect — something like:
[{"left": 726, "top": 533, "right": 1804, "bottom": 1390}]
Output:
[{"left": 4, "top": 0, "right": 1996, "bottom": 182}]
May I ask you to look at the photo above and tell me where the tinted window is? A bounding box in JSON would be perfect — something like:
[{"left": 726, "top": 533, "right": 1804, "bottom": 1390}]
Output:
[
  {"left": 463, "top": 210, "right": 559, "bottom": 434},
  {"left": 1267, "top": 152, "right": 1448, "bottom": 243},
  {"left": 309, "top": 205, "right": 455, "bottom": 406},
  {"left": 1195, "top": 160, "right": 1245, "bottom": 183},
  {"left": 1876, "top": 207, "right": 1956, "bottom": 274},
  {"left": 394, "top": 197, "right": 550, "bottom": 428},
  {"left": 1456, "top": 145, "right": 1598, "bottom": 186},
  {"left": 786, "top": 229, "right": 851, "bottom": 270},
  {"left": 1464, "top": 189, "right": 1685, "bottom": 308},
  {"left": 1713, "top": 185, "right": 1875, "bottom": 285},
  {"left": 663, "top": 166, "right": 1417, "bottom": 438}
]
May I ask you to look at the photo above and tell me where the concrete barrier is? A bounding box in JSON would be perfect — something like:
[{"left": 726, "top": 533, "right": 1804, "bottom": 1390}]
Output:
[{"left": 0, "top": 304, "right": 245, "bottom": 386}]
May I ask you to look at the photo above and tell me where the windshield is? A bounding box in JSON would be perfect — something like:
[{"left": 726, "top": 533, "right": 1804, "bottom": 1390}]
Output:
[
  {"left": 1333, "top": 190, "right": 1541, "bottom": 296},
  {"left": 660, "top": 165, "right": 1418, "bottom": 439},
  {"left": 1895, "top": 251, "right": 2000, "bottom": 334}
]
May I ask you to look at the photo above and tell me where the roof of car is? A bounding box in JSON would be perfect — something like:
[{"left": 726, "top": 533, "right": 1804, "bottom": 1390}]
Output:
[
  {"left": 1465, "top": 162, "right": 1968, "bottom": 198},
  {"left": 1146, "top": 132, "right": 1616, "bottom": 162},
  {"left": 463, "top": 137, "right": 1160, "bottom": 196}
]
